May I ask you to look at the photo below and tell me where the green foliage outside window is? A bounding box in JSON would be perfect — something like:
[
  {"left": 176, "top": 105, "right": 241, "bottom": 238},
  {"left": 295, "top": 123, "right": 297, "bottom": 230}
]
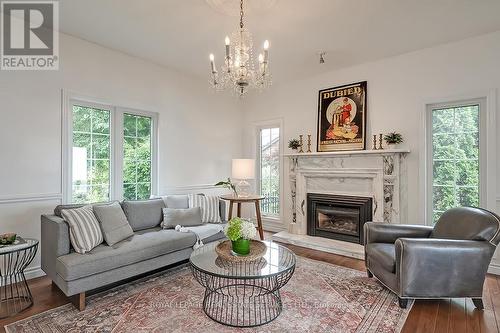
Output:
[
  {"left": 72, "top": 105, "right": 111, "bottom": 203},
  {"left": 123, "top": 114, "right": 152, "bottom": 200},
  {"left": 260, "top": 128, "right": 280, "bottom": 215},
  {"left": 432, "top": 105, "right": 480, "bottom": 224}
]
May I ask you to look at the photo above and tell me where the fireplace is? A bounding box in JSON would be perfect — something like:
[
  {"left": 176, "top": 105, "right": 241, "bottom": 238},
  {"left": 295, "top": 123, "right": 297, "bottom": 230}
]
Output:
[{"left": 307, "top": 193, "right": 372, "bottom": 244}]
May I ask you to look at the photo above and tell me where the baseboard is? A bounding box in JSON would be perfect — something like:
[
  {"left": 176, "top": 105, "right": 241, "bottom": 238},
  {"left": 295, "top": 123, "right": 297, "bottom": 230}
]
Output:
[
  {"left": 488, "top": 262, "right": 500, "bottom": 276},
  {"left": 25, "top": 266, "right": 45, "bottom": 280},
  {"left": 262, "top": 219, "right": 286, "bottom": 233}
]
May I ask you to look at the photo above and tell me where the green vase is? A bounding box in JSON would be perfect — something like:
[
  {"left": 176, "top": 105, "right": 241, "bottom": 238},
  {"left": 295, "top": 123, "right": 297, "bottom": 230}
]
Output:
[{"left": 232, "top": 238, "right": 250, "bottom": 256}]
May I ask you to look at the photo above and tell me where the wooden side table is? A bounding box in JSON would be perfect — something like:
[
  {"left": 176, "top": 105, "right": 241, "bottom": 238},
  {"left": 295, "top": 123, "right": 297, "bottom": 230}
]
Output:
[{"left": 220, "top": 195, "right": 265, "bottom": 240}]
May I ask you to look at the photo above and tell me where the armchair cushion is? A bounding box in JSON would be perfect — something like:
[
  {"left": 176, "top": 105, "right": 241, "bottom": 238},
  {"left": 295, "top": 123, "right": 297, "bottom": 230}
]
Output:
[
  {"left": 364, "top": 222, "right": 433, "bottom": 244},
  {"left": 366, "top": 243, "right": 395, "bottom": 273}
]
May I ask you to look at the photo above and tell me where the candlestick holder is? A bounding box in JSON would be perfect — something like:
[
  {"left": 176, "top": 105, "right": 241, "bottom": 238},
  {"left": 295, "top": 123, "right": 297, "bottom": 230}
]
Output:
[
  {"left": 378, "top": 134, "right": 384, "bottom": 150},
  {"left": 307, "top": 135, "right": 312, "bottom": 153},
  {"left": 298, "top": 135, "right": 304, "bottom": 153},
  {"left": 372, "top": 135, "right": 378, "bottom": 150}
]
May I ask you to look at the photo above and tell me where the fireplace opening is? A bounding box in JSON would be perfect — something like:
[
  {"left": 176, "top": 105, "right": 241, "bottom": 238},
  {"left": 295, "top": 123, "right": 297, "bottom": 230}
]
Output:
[{"left": 307, "top": 193, "right": 372, "bottom": 244}]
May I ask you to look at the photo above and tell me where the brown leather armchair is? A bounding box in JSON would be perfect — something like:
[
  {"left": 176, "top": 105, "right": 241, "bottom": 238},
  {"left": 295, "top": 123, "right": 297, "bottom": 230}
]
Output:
[{"left": 364, "top": 207, "right": 500, "bottom": 309}]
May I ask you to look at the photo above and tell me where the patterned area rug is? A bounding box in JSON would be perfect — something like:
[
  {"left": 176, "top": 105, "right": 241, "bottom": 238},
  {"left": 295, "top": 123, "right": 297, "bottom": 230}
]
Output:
[{"left": 5, "top": 257, "right": 411, "bottom": 333}]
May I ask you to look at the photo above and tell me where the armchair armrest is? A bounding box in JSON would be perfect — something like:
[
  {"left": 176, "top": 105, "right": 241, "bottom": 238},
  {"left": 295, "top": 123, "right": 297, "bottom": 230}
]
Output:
[
  {"left": 41, "top": 214, "right": 70, "bottom": 280},
  {"left": 364, "top": 222, "right": 433, "bottom": 244},
  {"left": 395, "top": 238, "right": 496, "bottom": 298}
]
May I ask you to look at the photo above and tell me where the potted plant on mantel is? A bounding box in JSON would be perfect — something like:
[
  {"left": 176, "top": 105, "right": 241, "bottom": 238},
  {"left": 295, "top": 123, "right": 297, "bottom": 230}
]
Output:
[
  {"left": 224, "top": 217, "right": 257, "bottom": 256},
  {"left": 288, "top": 138, "right": 301, "bottom": 152},
  {"left": 384, "top": 132, "right": 403, "bottom": 149}
]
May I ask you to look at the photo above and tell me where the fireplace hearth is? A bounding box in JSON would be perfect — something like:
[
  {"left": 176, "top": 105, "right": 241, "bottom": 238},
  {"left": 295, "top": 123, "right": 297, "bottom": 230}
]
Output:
[{"left": 307, "top": 193, "right": 372, "bottom": 244}]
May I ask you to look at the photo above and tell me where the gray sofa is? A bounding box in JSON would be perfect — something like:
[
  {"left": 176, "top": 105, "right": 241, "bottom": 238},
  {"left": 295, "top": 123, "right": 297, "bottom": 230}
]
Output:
[
  {"left": 41, "top": 196, "right": 226, "bottom": 310},
  {"left": 364, "top": 207, "right": 500, "bottom": 309}
]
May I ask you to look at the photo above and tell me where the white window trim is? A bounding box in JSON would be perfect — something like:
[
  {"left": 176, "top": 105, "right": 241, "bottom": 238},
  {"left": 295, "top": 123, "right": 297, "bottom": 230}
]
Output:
[
  {"left": 62, "top": 90, "right": 159, "bottom": 203},
  {"left": 254, "top": 118, "right": 284, "bottom": 226},
  {"left": 420, "top": 90, "right": 497, "bottom": 225}
]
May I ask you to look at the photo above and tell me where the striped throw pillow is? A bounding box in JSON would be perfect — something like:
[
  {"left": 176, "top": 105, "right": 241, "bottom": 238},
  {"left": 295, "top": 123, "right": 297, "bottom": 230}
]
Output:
[
  {"left": 61, "top": 205, "right": 103, "bottom": 254},
  {"left": 188, "top": 194, "right": 222, "bottom": 223}
]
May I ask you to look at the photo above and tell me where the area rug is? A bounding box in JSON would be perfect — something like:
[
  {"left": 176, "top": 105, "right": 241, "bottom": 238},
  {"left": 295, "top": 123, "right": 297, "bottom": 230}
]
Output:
[{"left": 5, "top": 257, "right": 412, "bottom": 333}]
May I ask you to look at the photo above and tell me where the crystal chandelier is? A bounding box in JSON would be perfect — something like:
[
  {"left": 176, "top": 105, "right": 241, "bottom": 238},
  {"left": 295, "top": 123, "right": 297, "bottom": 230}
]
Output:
[{"left": 208, "top": 0, "right": 271, "bottom": 96}]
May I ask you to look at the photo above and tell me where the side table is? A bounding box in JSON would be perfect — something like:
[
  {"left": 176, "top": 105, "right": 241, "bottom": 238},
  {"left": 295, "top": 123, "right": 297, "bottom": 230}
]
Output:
[
  {"left": 220, "top": 195, "right": 265, "bottom": 240},
  {"left": 0, "top": 238, "right": 39, "bottom": 318}
]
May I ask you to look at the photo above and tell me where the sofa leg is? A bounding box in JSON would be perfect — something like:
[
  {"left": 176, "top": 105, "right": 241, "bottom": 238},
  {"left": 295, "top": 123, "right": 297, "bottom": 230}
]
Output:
[
  {"left": 366, "top": 270, "right": 373, "bottom": 278},
  {"left": 70, "top": 292, "right": 86, "bottom": 311},
  {"left": 398, "top": 297, "right": 408, "bottom": 309},
  {"left": 472, "top": 298, "right": 484, "bottom": 310}
]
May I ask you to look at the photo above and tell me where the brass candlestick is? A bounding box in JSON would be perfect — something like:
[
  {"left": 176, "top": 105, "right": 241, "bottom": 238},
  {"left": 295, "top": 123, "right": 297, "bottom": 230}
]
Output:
[
  {"left": 298, "top": 135, "right": 304, "bottom": 153},
  {"left": 372, "top": 135, "right": 378, "bottom": 150},
  {"left": 307, "top": 134, "right": 312, "bottom": 153},
  {"left": 378, "top": 133, "right": 384, "bottom": 150}
]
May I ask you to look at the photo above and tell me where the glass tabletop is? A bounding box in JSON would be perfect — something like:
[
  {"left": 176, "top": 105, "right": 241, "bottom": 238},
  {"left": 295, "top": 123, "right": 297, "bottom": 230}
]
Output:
[
  {"left": 0, "top": 238, "right": 38, "bottom": 255},
  {"left": 190, "top": 240, "right": 296, "bottom": 279}
]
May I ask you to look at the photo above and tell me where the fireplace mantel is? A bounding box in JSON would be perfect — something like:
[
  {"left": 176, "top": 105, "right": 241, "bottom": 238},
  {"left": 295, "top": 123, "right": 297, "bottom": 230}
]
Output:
[{"left": 283, "top": 148, "right": 410, "bottom": 157}]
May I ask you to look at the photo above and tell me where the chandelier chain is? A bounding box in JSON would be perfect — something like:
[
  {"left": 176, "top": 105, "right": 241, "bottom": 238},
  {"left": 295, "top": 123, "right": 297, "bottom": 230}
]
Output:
[{"left": 240, "top": 0, "right": 244, "bottom": 29}]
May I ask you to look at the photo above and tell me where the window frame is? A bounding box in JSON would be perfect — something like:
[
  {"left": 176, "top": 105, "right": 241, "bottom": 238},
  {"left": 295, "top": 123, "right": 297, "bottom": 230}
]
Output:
[
  {"left": 425, "top": 98, "right": 487, "bottom": 225},
  {"left": 255, "top": 119, "right": 283, "bottom": 222},
  {"left": 63, "top": 92, "right": 158, "bottom": 204}
]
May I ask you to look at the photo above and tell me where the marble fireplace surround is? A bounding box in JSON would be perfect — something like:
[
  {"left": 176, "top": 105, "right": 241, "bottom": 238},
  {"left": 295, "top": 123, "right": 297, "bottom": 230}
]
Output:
[{"left": 273, "top": 149, "right": 409, "bottom": 259}]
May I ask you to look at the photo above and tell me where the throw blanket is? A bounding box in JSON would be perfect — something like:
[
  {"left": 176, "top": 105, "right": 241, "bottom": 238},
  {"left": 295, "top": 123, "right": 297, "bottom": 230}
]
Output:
[{"left": 175, "top": 224, "right": 224, "bottom": 249}]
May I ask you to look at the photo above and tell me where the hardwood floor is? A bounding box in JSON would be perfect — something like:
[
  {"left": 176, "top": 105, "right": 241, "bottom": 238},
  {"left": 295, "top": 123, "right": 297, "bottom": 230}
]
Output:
[{"left": 1, "top": 237, "right": 499, "bottom": 332}]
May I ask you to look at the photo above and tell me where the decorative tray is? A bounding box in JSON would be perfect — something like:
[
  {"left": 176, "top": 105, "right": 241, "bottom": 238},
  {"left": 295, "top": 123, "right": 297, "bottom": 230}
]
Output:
[{"left": 215, "top": 240, "right": 267, "bottom": 262}]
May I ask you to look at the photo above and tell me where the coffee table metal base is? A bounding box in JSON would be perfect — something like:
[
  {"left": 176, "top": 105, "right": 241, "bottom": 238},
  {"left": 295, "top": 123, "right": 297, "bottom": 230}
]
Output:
[{"left": 203, "top": 284, "right": 282, "bottom": 327}]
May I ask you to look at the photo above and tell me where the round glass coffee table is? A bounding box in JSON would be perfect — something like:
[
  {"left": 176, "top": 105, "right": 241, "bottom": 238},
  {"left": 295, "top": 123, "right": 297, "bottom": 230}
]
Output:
[{"left": 190, "top": 240, "right": 296, "bottom": 327}]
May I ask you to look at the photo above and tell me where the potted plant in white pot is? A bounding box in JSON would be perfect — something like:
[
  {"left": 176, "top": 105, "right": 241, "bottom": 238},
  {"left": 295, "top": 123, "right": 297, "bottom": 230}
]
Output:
[
  {"left": 288, "top": 138, "right": 301, "bottom": 152},
  {"left": 224, "top": 217, "right": 257, "bottom": 256}
]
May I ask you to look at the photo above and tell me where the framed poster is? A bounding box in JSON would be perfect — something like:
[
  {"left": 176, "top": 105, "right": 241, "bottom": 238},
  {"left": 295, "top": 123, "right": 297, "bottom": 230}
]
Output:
[{"left": 317, "top": 81, "right": 367, "bottom": 152}]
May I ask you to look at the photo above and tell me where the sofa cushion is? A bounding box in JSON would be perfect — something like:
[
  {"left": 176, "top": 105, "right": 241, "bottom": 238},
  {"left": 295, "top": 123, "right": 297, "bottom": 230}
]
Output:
[
  {"left": 60, "top": 205, "right": 104, "bottom": 254},
  {"left": 366, "top": 243, "right": 396, "bottom": 273},
  {"left": 164, "top": 195, "right": 189, "bottom": 209},
  {"left": 162, "top": 207, "right": 203, "bottom": 229},
  {"left": 121, "top": 199, "right": 165, "bottom": 231},
  {"left": 93, "top": 202, "right": 134, "bottom": 246},
  {"left": 188, "top": 194, "right": 222, "bottom": 223},
  {"left": 56, "top": 229, "right": 196, "bottom": 281}
]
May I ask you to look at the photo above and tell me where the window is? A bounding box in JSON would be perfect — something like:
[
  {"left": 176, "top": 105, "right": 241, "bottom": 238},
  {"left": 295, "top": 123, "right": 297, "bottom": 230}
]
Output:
[
  {"left": 71, "top": 105, "right": 111, "bottom": 203},
  {"left": 258, "top": 126, "right": 280, "bottom": 216},
  {"left": 65, "top": 97, "right": 158, "bottom": 204},
  {"left": 123, "top": 114, "right": 153, "bottom": 200},
  {"left": 428, "top": 100, "right": 484, "bottom": 224}
]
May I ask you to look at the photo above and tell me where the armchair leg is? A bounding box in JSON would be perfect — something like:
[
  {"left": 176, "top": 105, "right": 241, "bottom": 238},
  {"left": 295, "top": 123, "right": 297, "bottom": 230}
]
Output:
[
  {"left": 398, "top": 297, "right": 409, "bottom": 309},
  {"left": 472, "top": 298, "right": 484, "bottom": 310},
  {"left": 366, "top": 269, "right": 373, "bottom": 278}
]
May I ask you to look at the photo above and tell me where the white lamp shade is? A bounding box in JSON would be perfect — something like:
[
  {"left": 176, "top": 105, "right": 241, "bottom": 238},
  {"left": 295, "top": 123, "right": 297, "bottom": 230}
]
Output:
[{"left": 232, "top": 159, "right": 255, "bottom": 180}]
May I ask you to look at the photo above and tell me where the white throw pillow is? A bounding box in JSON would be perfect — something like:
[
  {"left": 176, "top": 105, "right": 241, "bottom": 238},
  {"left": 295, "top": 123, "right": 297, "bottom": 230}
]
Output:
[
  {"left": 61, "top": 205, "right": 103, "bottom": 254},
  {"left": 188, "top": 194, "right": 222, "bottom": 223}
]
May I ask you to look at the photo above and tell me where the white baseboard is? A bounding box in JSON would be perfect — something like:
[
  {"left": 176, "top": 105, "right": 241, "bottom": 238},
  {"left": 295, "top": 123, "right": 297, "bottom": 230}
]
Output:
[
  {"left": 488, "top": 262, "right": 500, "bottom": 276},
  {"left": 25, "top": 266, "right": 45, "bottom": 280},
  {"left": 262, "top": 219, "right": 286, "bottom": 233}
]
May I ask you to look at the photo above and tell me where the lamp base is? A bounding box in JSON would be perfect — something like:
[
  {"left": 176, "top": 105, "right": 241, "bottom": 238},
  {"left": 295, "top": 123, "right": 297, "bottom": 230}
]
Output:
[{"left": 235, "top": 180, "right": 251, "bottom": 198}]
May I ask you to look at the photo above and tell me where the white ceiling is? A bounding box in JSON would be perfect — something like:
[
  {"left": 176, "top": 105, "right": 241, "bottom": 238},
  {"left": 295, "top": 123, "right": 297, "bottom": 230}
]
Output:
[{"left": 59, "top": 0, "right": 500, "bottom": 83}]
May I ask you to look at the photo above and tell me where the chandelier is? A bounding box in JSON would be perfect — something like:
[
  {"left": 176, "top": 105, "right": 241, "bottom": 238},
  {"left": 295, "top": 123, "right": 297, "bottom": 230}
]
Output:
[{"left": 208, "top": 0, "right": 272, "bottom": 96}]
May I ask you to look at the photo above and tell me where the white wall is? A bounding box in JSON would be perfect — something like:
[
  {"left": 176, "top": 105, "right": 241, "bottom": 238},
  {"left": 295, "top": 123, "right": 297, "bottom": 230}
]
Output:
[
  {"left": 242, "top": 31, "right": 500, "bottom": 271},
  {"left": 0, "top": 33, "right": 243, "bottom": 277}
]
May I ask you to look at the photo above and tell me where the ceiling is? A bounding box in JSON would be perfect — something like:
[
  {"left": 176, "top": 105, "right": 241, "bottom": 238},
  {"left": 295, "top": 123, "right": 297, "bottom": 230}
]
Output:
[{"left": 59, "top": 0, "right": 500, "bottom": 83}]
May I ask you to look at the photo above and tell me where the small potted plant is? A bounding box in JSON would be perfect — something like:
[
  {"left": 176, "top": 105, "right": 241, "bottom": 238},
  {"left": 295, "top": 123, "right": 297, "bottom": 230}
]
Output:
[
  {"left": 224, "top": 217, "right": 257, "bottom": 256},
  {"left": 384, "top": 132, "right": 403, "bottom": 148},
  {"left": 288, "top": 138, "right": 301, "bottom": 151},
  {"left": 214, "top": 178, "right": 237, "bottom": 196}
]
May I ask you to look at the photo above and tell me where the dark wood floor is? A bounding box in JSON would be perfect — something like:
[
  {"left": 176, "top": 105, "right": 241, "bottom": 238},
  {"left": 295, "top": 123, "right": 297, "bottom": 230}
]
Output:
[{"left": 1, "top": 238, "right": 499, "bottom": 332}]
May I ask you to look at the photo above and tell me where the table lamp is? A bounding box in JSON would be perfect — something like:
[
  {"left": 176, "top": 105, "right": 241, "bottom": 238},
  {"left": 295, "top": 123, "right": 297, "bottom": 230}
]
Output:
[{"left": 232, "top": 159, "right": 255, "bottom": 198}]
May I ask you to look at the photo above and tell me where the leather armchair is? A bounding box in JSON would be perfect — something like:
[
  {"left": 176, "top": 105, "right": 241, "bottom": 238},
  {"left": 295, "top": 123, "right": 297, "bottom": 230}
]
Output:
[{"left": 364, "top": 207, "right": 500, "bottom": 309}]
